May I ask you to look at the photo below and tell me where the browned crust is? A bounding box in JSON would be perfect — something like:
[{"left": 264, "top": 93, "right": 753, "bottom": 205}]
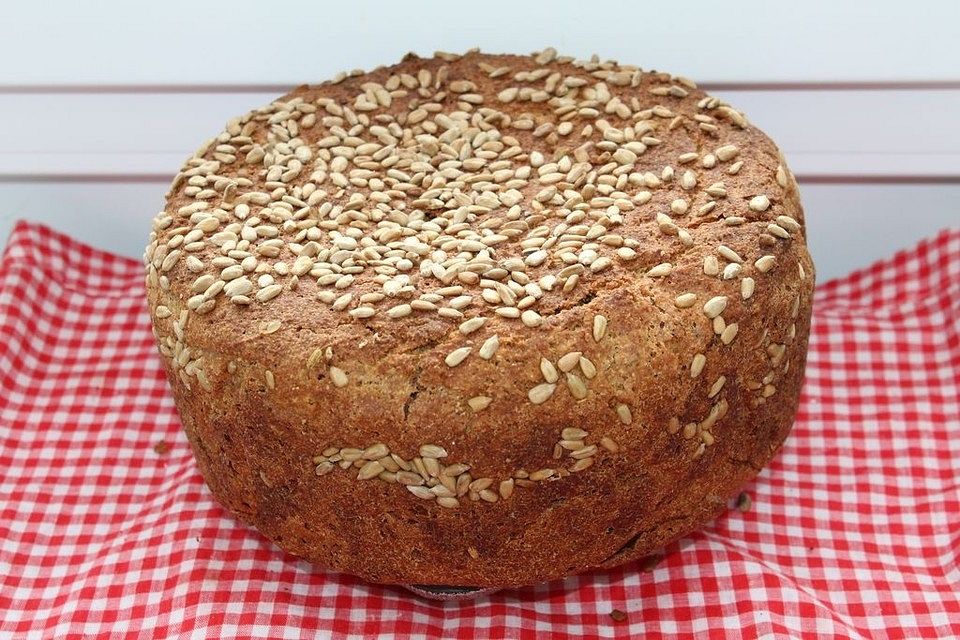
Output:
[{"left": 145, "top": 49, "right": 815, "bottom": 587}]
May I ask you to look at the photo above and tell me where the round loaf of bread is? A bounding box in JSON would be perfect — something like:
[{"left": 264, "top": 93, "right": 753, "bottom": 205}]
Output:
[{"left": 145, "top": 48, "right": 815, "bottom": 588}]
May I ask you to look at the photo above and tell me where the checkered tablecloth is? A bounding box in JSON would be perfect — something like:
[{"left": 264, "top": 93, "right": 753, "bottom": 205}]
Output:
[{"left": 1, "top": 219, "right": 959, "bottom": 639}]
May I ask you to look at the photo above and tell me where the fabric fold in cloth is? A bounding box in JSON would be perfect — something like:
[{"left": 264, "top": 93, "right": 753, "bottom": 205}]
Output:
[{"left": 1, "top": 219, "right": 959, "bottom": 638}]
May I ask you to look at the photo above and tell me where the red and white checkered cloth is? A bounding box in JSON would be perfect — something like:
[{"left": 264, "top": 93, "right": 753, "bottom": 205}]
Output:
[{"left": 2, "top": 219, "right": 959, "bottom": 639}]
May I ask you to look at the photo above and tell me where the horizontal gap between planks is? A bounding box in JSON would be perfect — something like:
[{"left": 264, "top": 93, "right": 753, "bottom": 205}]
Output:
[
  {"left": 2, "top": 86, "right": 957, "bottom": 180},
  {"left": 0, "top": 81, "right": 959, "bottom": 94}
]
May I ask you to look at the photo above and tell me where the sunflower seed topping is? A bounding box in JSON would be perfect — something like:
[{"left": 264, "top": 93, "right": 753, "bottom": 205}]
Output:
[
  {"left": 529, "top": 383, "right": 557, "bottom": 405},
  {"left": 646, "top": 262, "right": 673, "bottom": 277},
  {"left": 691, "top": 353, "right": 706, "bottom": 378},
  {"left": 592, "top": 315, "right": 608, "bottom": 342},
  {"left": 459, "top": 317, "right": 487, "bottom": 335},
  {"left": 720, "top": 323, "right": 739, "bottom": 345},
  {"left": 566, "top": 373, "right": 588, "bottom": 399},
  {"left": 468, "top": 396, "right": 493, "bottom": 412},
  {"left": 755, "top": 255, "right": 776, "bottom": 273},
  {"left": 540, "top": 358, "right": 560, "bottom": 384},
  {"left": 579, "top": 356, "right": 597, "bottom": 379},
  {"left": 717, "top": 245, "right": 743, "bottom": 264},
  {"left": 749, "top": 195, "right": 771, "bottom": 212},
  {"left": 558, "top": 351, "right": 582, "bottom": 372},
  {"left": 314, "top": 419, "right": 622, "bottom": 506},
  {"left": 357, "top": 460, "right": 384, "bottom": 480},
  {"left": 478, "top": 335, "right": 500, "bottom": 360},
  {"left": 675, "top": 293, "right": 697, "bottom": 308},
  {"left": 419, "top": 444, "right": 448, "bottom": 459},
  {"left": 445, "top": 347, "right": 472, "bottom": 367},
  {"left": 703, "top": 296, "right": 728, "bottom": 318},
  {"left": 715, "top": 145, "right": 739, "bottom": 161},
  {"left": 260, "top": 320, "right": 282, "bottom": 335}
]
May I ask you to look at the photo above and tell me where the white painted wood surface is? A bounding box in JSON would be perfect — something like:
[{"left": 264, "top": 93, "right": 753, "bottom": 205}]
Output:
[
  {"left": 0, "top": 0, "right": 957, "bottom": 281},
  {"left": 3, "top": 90, "right": 958, "bottom": 180},
  {"left": 2, "top": 0, "right": 958, "bottom": 84}
]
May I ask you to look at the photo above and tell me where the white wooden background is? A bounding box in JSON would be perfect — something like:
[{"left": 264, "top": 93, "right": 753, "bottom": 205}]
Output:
[{"left": 1, "top": 0, "right": 958, "bottom": 280}]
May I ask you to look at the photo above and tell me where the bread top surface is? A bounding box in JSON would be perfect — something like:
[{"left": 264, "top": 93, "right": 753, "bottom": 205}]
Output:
[
  {"left": 145, "top": 50, "right": 813, "bottom": 556},
  {"left": 148, "top": 47, "right": 805, "bottom": 364}
]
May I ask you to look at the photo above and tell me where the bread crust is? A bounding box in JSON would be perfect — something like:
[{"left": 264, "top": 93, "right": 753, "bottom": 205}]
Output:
[{"left": 145, "top": 49, "right": 814, "bottom": 587}]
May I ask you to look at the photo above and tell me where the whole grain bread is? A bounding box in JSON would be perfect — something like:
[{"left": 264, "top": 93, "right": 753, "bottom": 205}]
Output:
[{"left": 144, "top": 48, "right": 815, "bottom": 588}]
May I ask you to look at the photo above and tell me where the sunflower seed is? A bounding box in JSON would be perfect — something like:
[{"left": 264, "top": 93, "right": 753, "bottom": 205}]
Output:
[
  {"left": 529, "top": 468, "right": 555, "bottom": 482},
  {"left": 708, "top": 375, "right": 727, "bottom": 398},
  {"left": 340, "top": 448, "right": 363, "bottom": 462},
  {"left": 715, "top": 144, "right": 739, "bottom": 161},
  {"left": 528, "top": 383, "right": 557, "bottom": 404},
  {"left": 713, "top": 315, "right": 726, "bottom": 335},
  {"left": 557, "top": 351, "right": 581, "bottom": 372},
  {"left": 468, "top": 396, "right": 492, "bottom": 412},
  {"left": 478, "top": 335, "right": 500, "bottom": 359},
  {"left": 592, "top": 315, "right": 608, "bottom": 342},
  {"left": 459, "top": 316, "right": 487, "bottom": 335},
  {"left": 579, "top": 356, "right": 597, "bottom": 379},
  {"left": 357, "top": 460, "right": 384, "bottom": 480},
  {"left": 749, "top": 195, "right": 771, "bottom": 212},
  {"left": 776, "top": 165, "right": 789, "bottom": 187},
  {"left": 722, "top": 263, "right": 742, "bottom": 280},
  {"left": 691, "top": 353, "right": 706, "bottom": 378},
  {"left": 675, "top": 293, "right": 697, "bottom": 308},
  {"left": 387, "top": 304, "right": 412, "bottom": 318},
  {"left": 445, "top": 347, "right": 472, "bottom": 367},
  {"left": 695, "top": 254, "right": 717, "bottom": 278},
  {"left": 407, "top": 485, "right": 435, "bottom": 500},
  {"left": 570, "top": 445, "right": 598, "bottom": 460},
  {"left": 256, "top": 284, "right": 283, "bottom": 302},
  {"left": 419, "top": 444, "right": 448, "bottom": 459},
  {"left": 703, "top": 296, "right": 728, "bottom": 318},
  {"left": 777, "top": 215, "right": 801, "bottom": 233},
  {"left": 521, "top": 310, "right": 543, "bottom": 327},
  {"left": 717, "top": 245, "right": 743, "bottom": 264},
  {"left": 754, "top": 255, "right": 776, "bottom": 273},
  {"left": 540, "top": 358, "right": 559, "bottom": 383},
  {"left": 566, "top": 373, "right": 588, "bottom": 399},
  {"left": 767, "top": 223, "right": 790, "bottom": 239},
  {"left": 362, "top": 443, "right": 389, "bottom": 460},
  {"left": 260, "top": 320, "right": 282, "bottom": 335},
  {"left": 559, "top": 429, "right": 585, "bottom": 443},
  {"left": 572, "top": 458, "right": 595, "bottom": 472},
  {"left": 646, "top": 262, "right": 672, "bottom": 277},
  {"left": 397, "top": 471, "right": 424, "bottom": 486},
  {"left": 443, "top": 463, "right": 471, "bottom": 477},
  {"left": 720, "top": 323, "right": 739, "bottom": 345},
  {"left": 600, "top": 436, "right": 620, "bottom": 453}
]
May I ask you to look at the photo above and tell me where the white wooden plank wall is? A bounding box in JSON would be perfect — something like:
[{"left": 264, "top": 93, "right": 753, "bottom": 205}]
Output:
[{"left": 1, "top": 0, "right": 958, "bottom": 281}]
